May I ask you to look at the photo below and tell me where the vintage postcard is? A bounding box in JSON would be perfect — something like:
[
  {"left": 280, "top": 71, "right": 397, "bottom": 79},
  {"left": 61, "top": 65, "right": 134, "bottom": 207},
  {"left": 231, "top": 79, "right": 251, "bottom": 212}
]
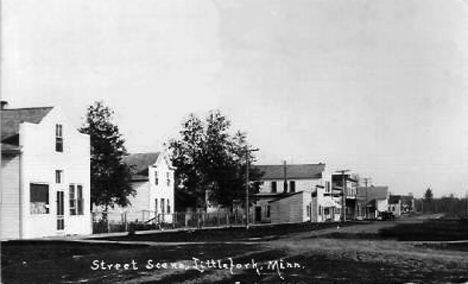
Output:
[{"left": 1, "top": 0, "right": 468, "bottom": 283}]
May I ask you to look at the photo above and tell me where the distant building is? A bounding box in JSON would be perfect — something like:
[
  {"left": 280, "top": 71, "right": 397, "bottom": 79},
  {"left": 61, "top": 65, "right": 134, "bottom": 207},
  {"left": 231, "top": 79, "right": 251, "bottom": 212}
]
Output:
[
  {"left": 356, "top": 186, "right": 389, "bottom": 219},
  {"left": 1, "top": 103, "right": 91, "bottom": 239},
  {"left": 330, "top": 174, "right": 359, "bottom": 220},
  {"left": 389, "top": 195, "right": 414, "bottom": 216},
  {"left": 252, "top": 163, "right": 328, "bottom": 223},
  {"left": 100, "top": 152, "right": 175, "bottom": 224}
]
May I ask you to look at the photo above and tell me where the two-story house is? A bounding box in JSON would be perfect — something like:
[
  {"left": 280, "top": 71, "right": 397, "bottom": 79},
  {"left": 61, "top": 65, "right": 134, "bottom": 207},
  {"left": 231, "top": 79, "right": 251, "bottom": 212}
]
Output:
[
  {"left": 252, "top": 163, "right": 328, "bottom": 224},
  {"left": 103, "top": 152, "right": 175, "bottom": 224},
  {"left": 1, "top": 102, "right": 91, "bottom": 239}
]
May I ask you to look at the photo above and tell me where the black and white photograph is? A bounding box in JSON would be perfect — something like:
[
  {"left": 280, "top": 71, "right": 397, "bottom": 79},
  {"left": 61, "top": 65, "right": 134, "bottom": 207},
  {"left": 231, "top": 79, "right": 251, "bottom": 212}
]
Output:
[{"left": 1, "top": 0, "right": 468, "bottom": 283}]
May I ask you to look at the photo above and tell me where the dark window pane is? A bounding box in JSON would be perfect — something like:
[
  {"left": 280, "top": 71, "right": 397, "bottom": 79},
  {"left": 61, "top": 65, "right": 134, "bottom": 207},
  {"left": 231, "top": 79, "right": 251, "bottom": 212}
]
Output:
[
  {"left": 77, "top": 185, "right": 83, "bottom": 215},
  {"left": 30, "top": 184, "right": 49, "bottom": 214}
]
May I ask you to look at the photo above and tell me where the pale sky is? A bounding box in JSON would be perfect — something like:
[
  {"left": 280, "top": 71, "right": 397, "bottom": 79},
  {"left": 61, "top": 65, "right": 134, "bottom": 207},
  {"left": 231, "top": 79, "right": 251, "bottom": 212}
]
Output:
[{"left": 3, "top": 0, "right": 468, "bottom": 197}]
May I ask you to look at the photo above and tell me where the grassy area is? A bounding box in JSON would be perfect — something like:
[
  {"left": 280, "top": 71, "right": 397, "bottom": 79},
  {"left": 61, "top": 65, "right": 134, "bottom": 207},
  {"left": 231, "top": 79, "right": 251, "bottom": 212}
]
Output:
[{"left": 379, "top": 219, "right": 468, "bottom": 241}]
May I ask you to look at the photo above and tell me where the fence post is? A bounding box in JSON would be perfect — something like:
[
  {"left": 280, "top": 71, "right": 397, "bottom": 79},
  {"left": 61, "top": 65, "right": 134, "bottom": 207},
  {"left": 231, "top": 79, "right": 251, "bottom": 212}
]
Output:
[
  {"left": 124, "top": 212, "right": 128, "bottom": 232},
  {"left": 106, "top": 212, "right": 110, "bottom": 233}
]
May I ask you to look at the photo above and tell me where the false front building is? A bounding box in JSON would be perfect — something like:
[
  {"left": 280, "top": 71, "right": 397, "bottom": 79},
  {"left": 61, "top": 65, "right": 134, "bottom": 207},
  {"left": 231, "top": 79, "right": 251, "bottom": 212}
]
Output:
[
  {"left": 1, "top": 103, "right": 91, "bottom": 239},
  {"left": 252, "top": 163, "right": 330, "bottom": 224}
]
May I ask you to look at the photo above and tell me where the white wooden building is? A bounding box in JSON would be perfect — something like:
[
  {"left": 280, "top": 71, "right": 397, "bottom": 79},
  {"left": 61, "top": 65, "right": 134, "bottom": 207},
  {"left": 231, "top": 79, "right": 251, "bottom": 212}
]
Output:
[
  {"left": 1, "top": 102, "right": 92, "bottom": 239},
  {"left": 103, "top": 152, "right": 175, "bottom": 224},
  {"left": 252, "top": 163, "right": 330, "bottom": 223}
]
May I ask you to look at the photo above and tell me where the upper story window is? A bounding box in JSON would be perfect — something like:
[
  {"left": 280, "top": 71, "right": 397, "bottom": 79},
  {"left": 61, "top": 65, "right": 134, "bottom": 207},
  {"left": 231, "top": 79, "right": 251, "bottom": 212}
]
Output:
[
  {"left": 30, "top": 183, "right": 49, "bottom": 214},
  {"left": 325, "top": 181, "right": 331, "bottom": 193},
  {"left": 167, "top": 199, "right": 171, "bottom": 214},
  {"left": 166, "top": 172, "right": 170, "bottom": 186},
  {"left": 154, "top": 171, "right": 159, "bottom": 185},
  {"left": 55, "top": 124, "right": 63, "bottom": 152},
  {"left": 289, "top": 181, "right": 296, "bottom": 192},
  {"left": 271, "top": 181, "right": 277, "bottom": 193},
  {"left": 55, "top": 170, "right": 63, "bottom": 184}
]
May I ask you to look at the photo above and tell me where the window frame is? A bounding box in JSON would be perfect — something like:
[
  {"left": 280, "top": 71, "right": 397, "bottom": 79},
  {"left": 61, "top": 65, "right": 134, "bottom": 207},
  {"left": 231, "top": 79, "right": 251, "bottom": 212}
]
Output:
[
  {"left": 271, "top": 181, "right": 277, "bottom": 193},
  {"left": 69, "top": 184, "right": 77, "bottom": 215},
  {"left": 160, "top": 198, "right": 165, "bottom": 214},
  {"left": 30, "top": 183, "right": 50, "bottom": 214},
  {"left": 69, "top": 184, "right": 84, "bottom": 216},
  {"left": 55, "top": 124, "right": 63, "bottom": 152},
  {"left": 55, "top": 170, "right": 63, "bottom": 184},
  {"left": 289, "top": 180, "right": 296, "bottom": 192}
]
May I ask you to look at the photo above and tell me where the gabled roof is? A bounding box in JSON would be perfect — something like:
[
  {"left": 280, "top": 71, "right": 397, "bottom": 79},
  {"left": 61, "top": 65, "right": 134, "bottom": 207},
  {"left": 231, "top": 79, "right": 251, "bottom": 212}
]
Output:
[
  {"left": 123, "top": 152, "right": 161, "bottom": 177},
  {"left": 1, "top": 107, "right": 53, "bottom": 143},
  {"left": 253, "top": 163, "right": 325, "bottom": 180},
  {"left": 357, "top": 186, "right": 389, "bottom": 201},
  {"left": 388, "top": 195, "right": 413, "bottom": 204}
]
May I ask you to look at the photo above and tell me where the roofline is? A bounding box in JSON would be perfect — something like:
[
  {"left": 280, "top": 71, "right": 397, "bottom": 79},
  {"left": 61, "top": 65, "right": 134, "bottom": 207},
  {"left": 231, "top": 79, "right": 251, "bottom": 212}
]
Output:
[
  {"left": 256, "top": 177, "right": 322, "bottom": 181},
  {"left": 252, "top": 163, "right": 326, "bottom": 167},
  {"left": 1, "top": 106, "right": 54, "bottom": 110}
]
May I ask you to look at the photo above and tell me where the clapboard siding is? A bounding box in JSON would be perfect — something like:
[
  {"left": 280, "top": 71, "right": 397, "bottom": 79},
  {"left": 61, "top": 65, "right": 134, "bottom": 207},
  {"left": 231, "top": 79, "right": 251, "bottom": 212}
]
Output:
[
  {"left": 270, "top": 193, "right": 304, "bottom": 224},
  {"left": 1, "top": 154, "right": 21, "bottom": 239}
]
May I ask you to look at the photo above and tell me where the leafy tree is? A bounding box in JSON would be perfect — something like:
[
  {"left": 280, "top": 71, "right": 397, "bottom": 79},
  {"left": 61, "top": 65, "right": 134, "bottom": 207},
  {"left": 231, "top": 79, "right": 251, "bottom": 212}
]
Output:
[
  {"left": 167, "top": 110, "right": 262, "bottom": 211},
  {"left": 79, "top": 101, "right": 134, "bottom": 211},
  {"left": 424, "top": 188, "right": 433, "bottom": 202}
]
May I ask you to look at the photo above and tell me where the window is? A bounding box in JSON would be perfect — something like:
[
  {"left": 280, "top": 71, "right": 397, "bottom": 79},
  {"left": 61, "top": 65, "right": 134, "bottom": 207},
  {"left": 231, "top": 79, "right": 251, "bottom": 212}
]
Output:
[
  {"left": 266, "top": 205, "right": 270, "bottom": 218},
  {"left": 55, "top": 170, "right": 63, "bottom": 184},
  {"left": 160, "top": 198, "right": 165, "bottom": 214},
  {"left": 307, "top": 205, "right": 311, "bottom": 217},
  {"left": 155, "top": 199, "right": 158, "bottom": 213},
  {"left": 325, "top": 181, "right": 330, "bottom": 193},
  {"left": 30, "top": 183, "right": 49, "bottom": 214},
  {"left": 55, "top": 124, "right": 63, "bottom": 152},
  {"left": 324, "top": 208, "right": 330, "bottom": 215},
  {"left": 77, "top": 185, "right": 83, "bottom": 215},
  {"left": 154, "top": 171, "right": 158, "bottom": 185},
  {"left": 167, "top": 199, "right": 171, "bottom": 214},
  {"left": 69, "top": 185, "right": 76, "bottom": 215},
  {"left": 289, "top": 181, "right": 296, "bottom": 192},
  {"left": 283, "top": 181, "right": 288, "bottom": 192},
  {"left": 69, "top": 184, "right": 84, "bottom": 215},
  {"left": 166, "top": 172, "right": 170, "bottom": 186},
  {"left": 271, "top": 181, "right": 277, "bottom": 193}
]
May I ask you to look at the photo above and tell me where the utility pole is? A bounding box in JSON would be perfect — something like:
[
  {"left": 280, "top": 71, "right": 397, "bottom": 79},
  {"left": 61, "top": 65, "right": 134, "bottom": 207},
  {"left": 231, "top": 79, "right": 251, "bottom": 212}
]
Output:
[
  {"left": 362, "top": 178, "right": 371, "bottom": 219},
  {"left": 245, "top": 148, "right": 259, "bottom": 229},
  {"left": 465, "top": 190, "right": 468, "bottom": 216},
  {"left": 283, "top": 160, "right": 288, "bottom": 193},
  {"left": 336, "top": 170, "right": 350, "bottom": 222}
]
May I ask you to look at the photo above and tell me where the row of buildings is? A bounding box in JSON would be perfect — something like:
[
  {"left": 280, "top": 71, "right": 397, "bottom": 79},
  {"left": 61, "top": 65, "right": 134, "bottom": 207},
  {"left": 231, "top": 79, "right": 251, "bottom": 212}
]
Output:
[
  {"left": 0, "top": 103, "right": 413, "bottom": 240},
  {"left": 0, "top": 103, "right": 175, "bottom": 239},
  {"left": 250, "top": 164, "right": 414, "bottom": 224}
]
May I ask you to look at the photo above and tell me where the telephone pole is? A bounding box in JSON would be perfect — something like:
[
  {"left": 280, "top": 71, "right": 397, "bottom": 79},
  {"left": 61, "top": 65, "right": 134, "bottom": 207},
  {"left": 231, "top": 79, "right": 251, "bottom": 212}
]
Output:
[
  {"left": 362, "top": 177, "right": 371, "bottom": 219},
  {"left": 245, "top": 147, "right": 259, "bottom": 229},
  {"left": 336, "top": 170, "right": 350, "bottom": 222}
]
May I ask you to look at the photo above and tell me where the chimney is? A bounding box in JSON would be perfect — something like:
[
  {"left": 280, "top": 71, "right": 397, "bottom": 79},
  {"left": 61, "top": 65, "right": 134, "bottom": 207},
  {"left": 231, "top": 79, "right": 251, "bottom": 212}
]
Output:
[{"left": 1, "top": 101, "right": 8, "bottom": 110}]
